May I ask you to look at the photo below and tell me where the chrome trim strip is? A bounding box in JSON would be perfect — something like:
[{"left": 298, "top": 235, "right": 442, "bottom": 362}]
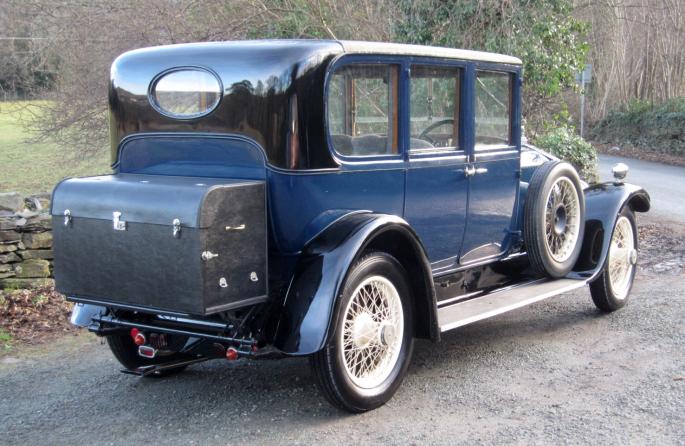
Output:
[
  {"left": 474, "top": 149, "right": 519, "bottom": 159},
  {"left": 155, "top": 315, "right": 229, "bottom": 329},
  {"left": 436, "top": 290, "right": 483, "bottom": 308}
]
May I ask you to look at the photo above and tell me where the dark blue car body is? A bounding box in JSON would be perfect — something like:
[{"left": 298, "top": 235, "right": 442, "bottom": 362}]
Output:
[{"left": 66, "top": 40, "right": 649, "bottom": 357}]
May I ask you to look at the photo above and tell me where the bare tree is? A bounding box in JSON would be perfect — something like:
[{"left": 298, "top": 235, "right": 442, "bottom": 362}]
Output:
[
  {"left": 577, "top": 0, "right": 685, "bottom": 122},
  {"left": 1, "top": 0, "right": 397, "bottom": 158}
]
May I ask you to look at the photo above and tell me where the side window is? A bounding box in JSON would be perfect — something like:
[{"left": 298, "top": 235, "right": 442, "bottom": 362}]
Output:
[
  {"left": 327, "top": 64, "right": 399, "bottom": 157},
  {"left": 475, "top": 70, "right": 512, "bottom": 149},
  {"left": 410, "top": 65, "right": 461, "bottom": 151}
]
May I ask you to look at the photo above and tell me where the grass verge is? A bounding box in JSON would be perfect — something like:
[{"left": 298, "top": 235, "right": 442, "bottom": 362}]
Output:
[{"left": 0, "top": 101, "right": 110, "bottom": 194}]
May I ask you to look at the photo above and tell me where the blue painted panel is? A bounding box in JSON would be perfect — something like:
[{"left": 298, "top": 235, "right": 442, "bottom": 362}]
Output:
[
  {"left": 460, "top": 153, "right": 519, "bottom": 262},
  {"left": 267, "top": 165, "right": 405, "bottom": 254},
  {"left": 459, "top": 67, "right": 521, "bottom": 264},
  {"left": 117, "top": 133, "right": 267, "bottom": 180},
  {"left": 405, "top": 154, "right": 468, "bottom": 263}
]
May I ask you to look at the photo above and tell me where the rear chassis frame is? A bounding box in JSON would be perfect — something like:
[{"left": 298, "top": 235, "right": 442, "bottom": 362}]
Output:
[{"left": 86, "top": 309, "right": 274, "bottom": 375}]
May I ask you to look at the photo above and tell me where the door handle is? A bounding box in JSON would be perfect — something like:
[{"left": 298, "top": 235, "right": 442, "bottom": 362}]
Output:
[{"left": 464, "top": 166, "right": 488, "bottom": 177}]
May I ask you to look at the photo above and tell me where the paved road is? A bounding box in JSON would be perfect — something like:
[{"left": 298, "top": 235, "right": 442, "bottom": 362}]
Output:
[
  {"left": 0, "top": 156, "right": 682, "bottom": 445},
  {"left": 1, "top": 269, "right": 683, "bottom": 445},
  {"left": 598, "top": 154, "right": 685, "bottom": 222}
]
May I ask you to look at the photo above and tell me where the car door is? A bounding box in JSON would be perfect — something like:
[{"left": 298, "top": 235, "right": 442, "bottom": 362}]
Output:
[
  {"left": 459, "top": 68, "right": 521, "bottom": 264},
  {"left": 404, "top": 64, "right": 468, "bottom": 271}
]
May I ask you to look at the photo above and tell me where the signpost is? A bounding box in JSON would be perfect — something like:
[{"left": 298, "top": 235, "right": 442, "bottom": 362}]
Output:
[{"left": 576, "top": 64, "right": 592, "bottom": 138}]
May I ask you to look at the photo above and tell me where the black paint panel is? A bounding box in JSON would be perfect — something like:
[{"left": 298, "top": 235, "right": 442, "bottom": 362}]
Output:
[{"left": 52, "top": 175, "right": 267, "bottom": 315}]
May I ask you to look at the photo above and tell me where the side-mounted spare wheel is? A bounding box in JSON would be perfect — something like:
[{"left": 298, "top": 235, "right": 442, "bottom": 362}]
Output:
[
  {"left": 310, "top": 252, "right": 415, "bottom": 413},
  {"left": 524, "top": 161, "right": 586, "bottom": 278}
]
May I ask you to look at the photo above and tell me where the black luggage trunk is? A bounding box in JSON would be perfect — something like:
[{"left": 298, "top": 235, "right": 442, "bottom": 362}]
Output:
[{"left": 51, "top": 174, "right": 267, "bottom": 316}]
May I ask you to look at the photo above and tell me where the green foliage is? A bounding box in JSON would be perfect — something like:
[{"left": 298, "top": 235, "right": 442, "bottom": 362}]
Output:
[
  {"left": 0, "top": 328, "right": 12, "bottom": 351},
  {"left": 535, "top": 126, "right": 598, "bottom": 183},
  {"left": 590, "top": 98, "right": 685, "bottom": 156},
  {"left": 31, "top": 294, "right": 49, "bottom": 306},
  {"left": 394, "top": 0, "right": 589, "bottom": 129}
]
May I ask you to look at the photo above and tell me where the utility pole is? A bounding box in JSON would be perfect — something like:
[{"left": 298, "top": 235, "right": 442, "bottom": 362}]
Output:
[{"left": 576, "top": 64, "right": 592, "bottom": 138}]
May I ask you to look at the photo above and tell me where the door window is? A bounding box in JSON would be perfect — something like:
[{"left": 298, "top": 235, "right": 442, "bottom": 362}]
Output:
[
  {"left": 409, "top": 66, "right": 461, "bottom": 152},
  {"left": 327, "top": 64, "right": 399, "bottom": 157},
  {"left": 475, "top": 71, "right": 512, "bottom": 149}
]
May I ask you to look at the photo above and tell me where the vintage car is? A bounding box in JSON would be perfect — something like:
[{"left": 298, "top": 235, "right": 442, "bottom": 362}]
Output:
[{"left": 52, "top": 40, "right": 650, "bottom": 412}]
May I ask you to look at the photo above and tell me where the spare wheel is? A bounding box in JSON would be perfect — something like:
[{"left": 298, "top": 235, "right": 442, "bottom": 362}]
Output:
[{"left": 524, "top": 161, "right": 585, "bottom": 278}]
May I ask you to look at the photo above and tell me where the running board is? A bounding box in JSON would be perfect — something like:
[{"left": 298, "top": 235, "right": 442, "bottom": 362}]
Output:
[{"left": 438, "top": 278, "right": 588, "bottom": 332}]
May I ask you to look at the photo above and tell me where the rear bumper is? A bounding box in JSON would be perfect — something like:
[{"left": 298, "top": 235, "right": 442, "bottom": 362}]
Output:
[{"left": 67, "top": 294, "right": 268, "bottom": 318}]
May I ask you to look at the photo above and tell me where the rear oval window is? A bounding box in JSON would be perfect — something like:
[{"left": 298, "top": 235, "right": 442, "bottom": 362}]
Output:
[{"left": 150, "top": 68, "right": 222, "bottom": 119}]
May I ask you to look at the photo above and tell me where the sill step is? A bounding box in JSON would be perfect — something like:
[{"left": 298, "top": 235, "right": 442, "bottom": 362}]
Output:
[{"left": 438, "top": 278, "right": 588, "bottom": 333}]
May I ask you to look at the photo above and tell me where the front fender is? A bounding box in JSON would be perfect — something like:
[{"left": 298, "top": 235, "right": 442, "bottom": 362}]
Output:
[
  {"left": 273, "top": 212, "right": 433, "bottom": 355},
  {"left": 570, "top": 181, "right": 650, "bottom": 280}
]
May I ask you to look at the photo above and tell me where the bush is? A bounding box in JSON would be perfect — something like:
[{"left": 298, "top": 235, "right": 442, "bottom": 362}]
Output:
[
  {"left": 590, "top": 98, "right": 685, "bottom": 156},
  {"left": 534, "top": 126, "right": 599, "bottom": 183}
]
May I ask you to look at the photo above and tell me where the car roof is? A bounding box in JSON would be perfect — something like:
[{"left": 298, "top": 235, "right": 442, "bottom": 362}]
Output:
[
  {"left": 337, "top": 40, "right": 522, "bottom": 65},
  {"left": 123, "top": 39, "right": 522, "bottom": 66}
]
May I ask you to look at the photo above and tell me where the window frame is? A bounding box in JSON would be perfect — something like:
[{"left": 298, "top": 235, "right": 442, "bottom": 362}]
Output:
[
  {"left": 408, "top": 64, "right": 464, "bottom": 155},
  {"left": 324, "top": 56, "right": 522, "bottom": 166},
  {"left": 472, "top": 67, "right": 516, "bottom": 153},
  {"left": 324, "top": 56, "right": 404, "bottom": 163}
]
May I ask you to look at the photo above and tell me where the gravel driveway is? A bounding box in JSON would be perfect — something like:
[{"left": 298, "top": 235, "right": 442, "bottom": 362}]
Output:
[{"left": 1, "top": 215, "right": 683, "bottom": 445}]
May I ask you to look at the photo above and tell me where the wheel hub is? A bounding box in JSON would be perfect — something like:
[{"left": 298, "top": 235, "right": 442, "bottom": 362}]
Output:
[
  {"left": 553, "top": 205, "right": 567, "bottom": 235},
  {"left": 351, "top": 312, "right": 376, "bottom": 348},
  {"left": 544, "top": 177, "right": 581, "bottom": 263},
  {"left": 340, "top": 276, "right": 405, "bottom": 389},
  {"left": 378, "top": 321, "right": 396, "bottom": 347},
  {"left": 629, "top": 248, "right": 637, "bottom": 265}
]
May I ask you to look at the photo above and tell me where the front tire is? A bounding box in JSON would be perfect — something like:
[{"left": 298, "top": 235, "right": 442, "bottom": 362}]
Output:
[
  {"left": 310, "top": 252, "right": 415, "bottom": 413},
  {"left": 590, "top": 207, "right": 638, "bottom": 312}
]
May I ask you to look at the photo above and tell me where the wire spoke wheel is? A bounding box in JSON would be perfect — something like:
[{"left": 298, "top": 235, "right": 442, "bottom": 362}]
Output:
[
  {"left": 608, "top": 216, "right": 636, "bottom": 299},
  {"left": 339, "top": 275, "right": 404, "bottom": 389},
  {"left": 590, "top": 207, "right": 638, "bottom": 312},
  {"left": 524, "top": 161, "right": 585, "bottom": 278},
  {"left": 544, "top": 177, "right": 581, "bottom": 263},
  {"left": 310, "top": 252, "right": 414, "bottom": 412}
]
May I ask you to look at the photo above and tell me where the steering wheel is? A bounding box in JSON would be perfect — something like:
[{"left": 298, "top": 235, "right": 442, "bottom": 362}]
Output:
[{"left": 418, "top": 119, "right": 454, "bottom": 145}]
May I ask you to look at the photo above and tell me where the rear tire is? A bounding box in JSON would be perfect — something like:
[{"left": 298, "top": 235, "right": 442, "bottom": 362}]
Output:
[
  {"left": 310, "top": 252, "right": 414, "bottom": 413},
  {"left": 524, "top": 161, "right": 585, "bottom": 278},
  {"left": 106, "top": 334, "right": 189, "bottom": 378},
  {"left": 590, "top": 207, "right": 638, "bottom": 312}
]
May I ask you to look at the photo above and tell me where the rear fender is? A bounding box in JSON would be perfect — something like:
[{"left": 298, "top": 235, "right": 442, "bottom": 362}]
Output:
[
  {"left": 273, "top": 212, "right": 436, "bottom": 355},
  {"left": 570, "top": 182, "right": 650, "bottom": 280}
]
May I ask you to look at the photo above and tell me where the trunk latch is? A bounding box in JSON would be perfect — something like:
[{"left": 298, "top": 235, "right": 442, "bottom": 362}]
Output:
[
  {"left": 63, "top": 209, "right": 72, "bottom": 227},
  {"left": 172, "top": 218, "right": 181, "bottom": 238},
  {"left": 201, "top": 251, "right": 219, "bottom": 261},
  {"left": 112, "top": 211, "right": 127, "bottom": 231}
]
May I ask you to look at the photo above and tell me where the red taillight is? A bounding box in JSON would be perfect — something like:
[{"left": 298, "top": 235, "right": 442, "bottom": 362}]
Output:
[
  {"left": 225, "top": 347, "right": 239, "bottom": 361},
  {"left": 130, "top": 328, "right": 146, "bottom": 346},
  {"left": 138, "top": 345, "right": 157, "bottom": 358},
  {"left": 134, "top": 333, "right": 146, "bottom": 346}
]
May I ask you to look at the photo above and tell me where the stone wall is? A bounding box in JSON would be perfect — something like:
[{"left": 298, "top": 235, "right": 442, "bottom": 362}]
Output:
[{"left": 0, "top": 192, "right": 54, "bottom": 289}]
